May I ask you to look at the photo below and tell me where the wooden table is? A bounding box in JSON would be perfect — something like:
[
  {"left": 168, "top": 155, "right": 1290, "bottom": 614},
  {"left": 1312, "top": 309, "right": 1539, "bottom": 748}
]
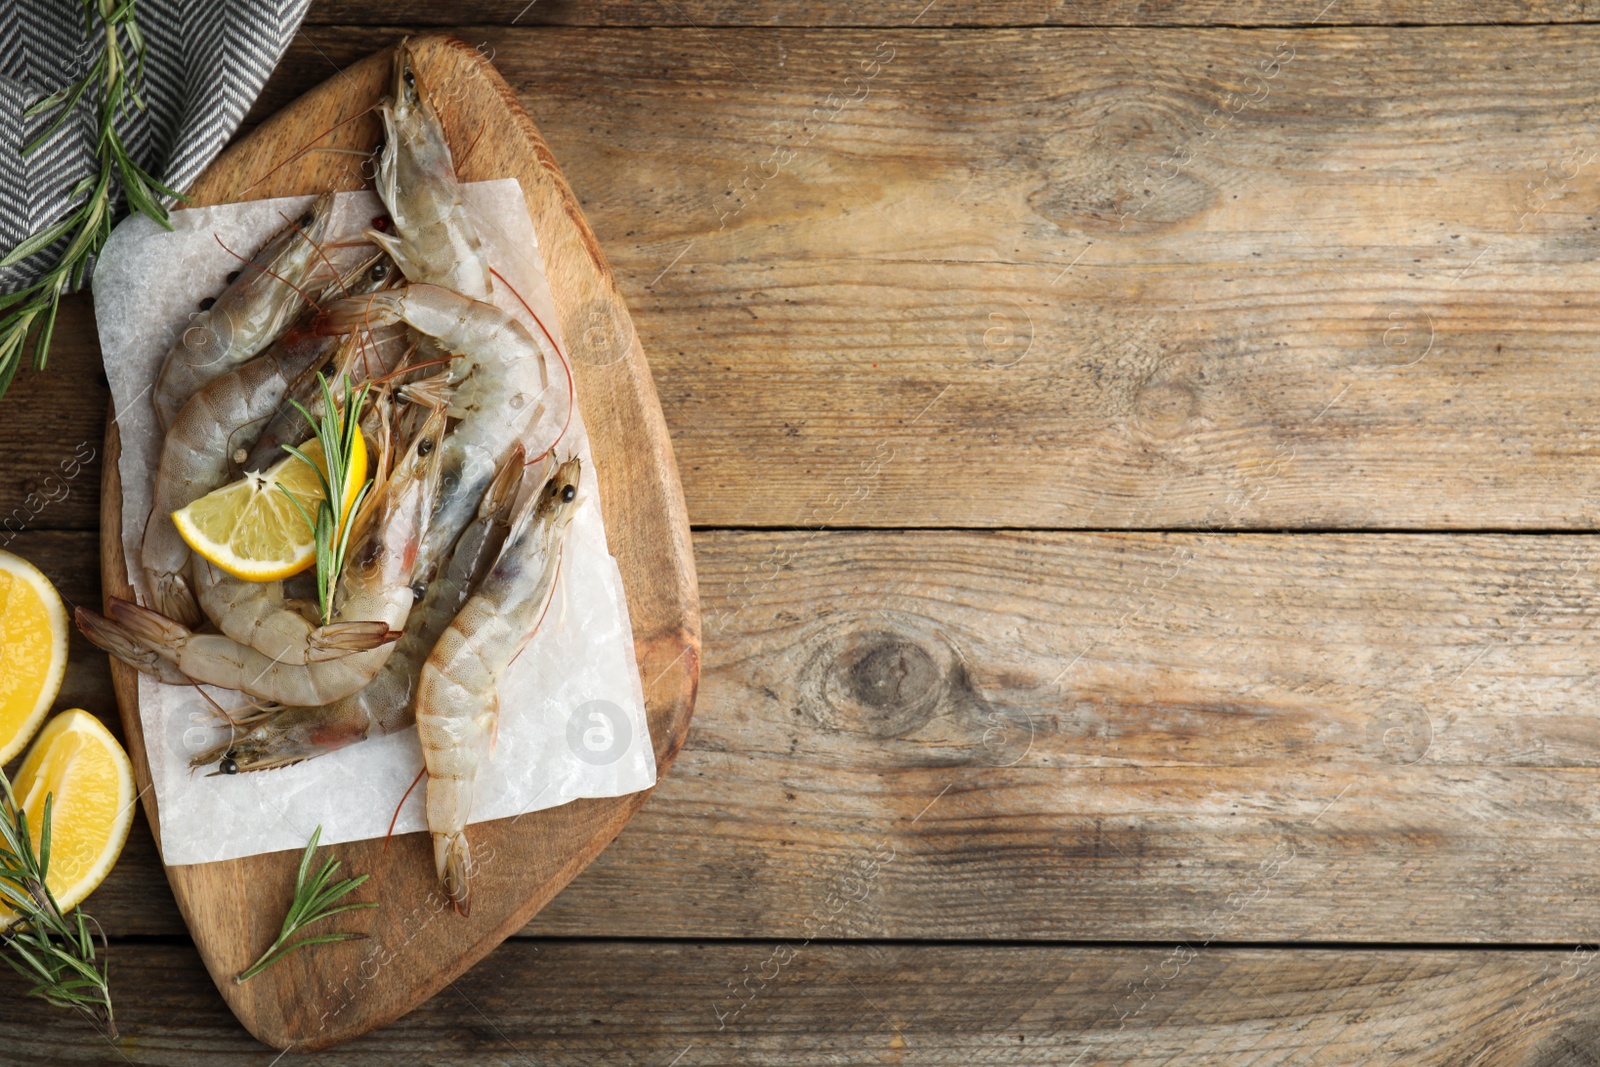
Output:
[{"left": 6, "top": 1, "right": 1600, "bottom": 1062}]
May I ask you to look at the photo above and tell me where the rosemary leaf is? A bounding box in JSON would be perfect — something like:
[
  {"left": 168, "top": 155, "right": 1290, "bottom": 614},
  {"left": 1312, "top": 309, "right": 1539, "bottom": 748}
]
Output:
[
  {"left": 235, "top": 826, "right": 376, "bottom": 984},
  {"left": 0, "top": 774, "right": 116, "bottom": 1036},
  {"left": 279, "top": 374, "right": 372, "bottom": 625},
  {"left": 0, "top": 0, "right": 185, "bottom": 401}
]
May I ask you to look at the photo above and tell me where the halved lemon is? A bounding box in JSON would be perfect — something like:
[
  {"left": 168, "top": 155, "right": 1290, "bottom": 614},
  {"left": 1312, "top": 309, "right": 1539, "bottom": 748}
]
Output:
[
  {"left": 0, "top": 549, "right": 68, "bottom": 766},
  {"left": 3, "top": 710, "right": 135, "bottom": 916},
  {"left": 172, "top": 433, "right": 367, "bottom": 582}
]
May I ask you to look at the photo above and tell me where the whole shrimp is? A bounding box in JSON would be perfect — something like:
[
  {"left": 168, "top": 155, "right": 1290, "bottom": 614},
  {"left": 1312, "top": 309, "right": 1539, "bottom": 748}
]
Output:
[
  {"left": 318, "top": 283, "right": 550, "bottom": 583},
  {"left": 152, "top": 192, "right": 337, "bottom": 428},
  {"left": 142, "top": 257, "right": 395, "bottom": 627},
  {"left": 367, "top": 39, "right": 492, "bottom": 299},
  {"left": 419, "top": 456, "right": 583, "bottom": 915},
  {"left": 192, "top": 445, "right": 528, "bottom": 772},
  {"left": 81, "top": 408, "right": 448, "bottom": 705}
]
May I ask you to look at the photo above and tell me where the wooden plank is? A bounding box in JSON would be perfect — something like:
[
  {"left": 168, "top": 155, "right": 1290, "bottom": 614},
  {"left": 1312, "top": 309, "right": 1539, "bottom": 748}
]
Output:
[
  {"left": 74, "top": 529, "right": 1600, "bottom": 943},
  {"left": 4, "top": 940, "right": 1600, "bottom": 1064},
  {"left": 110, "top": 25, "right": 1600, "bottom": 528},
  {"left": 0, "top": 295, "right": 106, "bottom": 533},
  {"left": 302, "top": 0, "right": 1600, "bottom": 27}
]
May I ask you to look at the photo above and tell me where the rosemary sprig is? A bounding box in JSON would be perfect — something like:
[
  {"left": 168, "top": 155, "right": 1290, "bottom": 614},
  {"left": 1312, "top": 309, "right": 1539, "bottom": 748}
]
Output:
[
  {"left": 0, "top": 0, "right": 187, "bottom": 401},
  {"left": 236, "top": 826, "right": 376, "bottom": 984},
  {"left": 281, "top": 374, "right": 373, "bottom": 626},
  {"left": 0, "top": 773, "right": 115, "bottom": 1036}
]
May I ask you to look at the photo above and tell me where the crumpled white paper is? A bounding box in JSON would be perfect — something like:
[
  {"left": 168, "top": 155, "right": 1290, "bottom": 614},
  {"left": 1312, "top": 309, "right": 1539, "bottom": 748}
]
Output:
[{"left": 92, "top": 180, "right": 655, "bottom": 867}]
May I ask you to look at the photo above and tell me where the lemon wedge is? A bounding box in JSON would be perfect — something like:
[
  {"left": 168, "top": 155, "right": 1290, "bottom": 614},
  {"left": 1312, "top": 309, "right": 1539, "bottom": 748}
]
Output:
[
  {"left": 172, "top": 433, "right": 367, "bottom": 583},
  {"left": 3, "top": 710, "right": 135, "bottom": 916},
  {"left": 0, "top": 550, "right": 68, "bottom": 765}
]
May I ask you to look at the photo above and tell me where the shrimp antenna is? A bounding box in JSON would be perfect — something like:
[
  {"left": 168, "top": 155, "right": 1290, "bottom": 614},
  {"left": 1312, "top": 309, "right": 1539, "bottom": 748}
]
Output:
[
  {"left": 488, "top": 266, "right": 577, "bottom": 464},
  {"left": 214, "top": 235, "right": 324, "bottom": 311},
  {"left": 508, "top": 543, "right": 567, "bottom": 672},
  {"left": 453, "top": 127, "right": 488, "bottom": 173},
  {"left": 384, "top": 766, "right": 428, "bottom": 852},
  {"left": 240, "top": 104, "right": 381, "bottom": 195}
]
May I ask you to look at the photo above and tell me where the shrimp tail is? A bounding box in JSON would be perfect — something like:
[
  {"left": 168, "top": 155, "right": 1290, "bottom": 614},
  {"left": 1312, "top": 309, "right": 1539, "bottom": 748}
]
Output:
[
  {"left": 484, "top": 443, "right": 526, "bottom": 514},
  {"left": 106, "top": 596, "right": 191, "bottom": 655},
  {"left": 74, "top": 606, "right": 189, "bottom": 685},
  {"left": 307, "top": 621, "right": 403, "bottom": 661},
  {"left": 151, "top": 571, "right": 203, "bottom": 629},
  {"left": 397, "top": 372, "right": 454, "bottom": 412},
  {"left": 364, "top": 227, "right": 418, "bottom": 281},
  {"left": 316, "top": 291, "right": 401, "bottom": 335},
  {"left": 435, "top": 831, "right": 472, "bottom": 916}
]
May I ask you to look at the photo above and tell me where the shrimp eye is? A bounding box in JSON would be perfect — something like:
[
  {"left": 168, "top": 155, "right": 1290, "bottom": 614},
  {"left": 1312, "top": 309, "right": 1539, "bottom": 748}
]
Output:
[
  {"left": 561, "top": 485, "right": 576, "bottom": 503},
  {"left": 298, "top": 211, "right": 315, "bottom": 228},
  {"left": 411, "top": 581, "right": 428, "bottom": 599},
  {"left": 199, "top": 297, "right": 216, "bottom": 311},
  {"left": 225, "top": 270, "right": 241, "bottom": 285},
  {"left": 403, "top": 69, "right": 416, "bottom": 89},
  {"left": 372, "top": 215, "right": 391, "bottom": 232},
  {"left": 418, "top": 438, "right": 435, "bottom": 456},
  {"left": 370, "top": 262, "right": 389, "bottom": 280},
  {"left": 220, "top": 757, "right": 239, "bottom": 775}
]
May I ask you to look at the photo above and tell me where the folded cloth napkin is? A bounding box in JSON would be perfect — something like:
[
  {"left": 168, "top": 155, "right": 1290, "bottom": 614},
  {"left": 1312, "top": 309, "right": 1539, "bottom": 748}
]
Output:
[{"left": 0, "top": 0, "right": 311, "bottom": 292}]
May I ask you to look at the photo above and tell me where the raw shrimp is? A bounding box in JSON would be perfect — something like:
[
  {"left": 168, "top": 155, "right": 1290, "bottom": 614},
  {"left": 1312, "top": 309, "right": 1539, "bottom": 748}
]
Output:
[
  {"left": 318, "top": 282, "right": 550, "bottom": 583},
  {"left": 367, "top": 39, "right": 492, "bottom": 299},
  {"left": 151, "top": 192, "right": 337, "bottom": 428},
  {"left": 418, "top": 456, "right": 582, "bottom": 915},
  {"left": 142, "top": 257, "right": 395, "bottom": 627},
  {"left": 192, "top": 445, "right": 528, "bottom": 772},
  {"left": 238, "top": 270, "right": 412, "bottom": 476},
  {"left": 81, "top": 408, "right": 448, "bottom": 705}
]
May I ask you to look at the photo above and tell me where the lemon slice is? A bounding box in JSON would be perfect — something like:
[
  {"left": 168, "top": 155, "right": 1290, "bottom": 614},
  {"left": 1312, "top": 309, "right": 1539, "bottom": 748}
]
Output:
[
  {"left": 0, "top": 550, "right": 68, "bottom": 765},
  {"left": 2, "top": 710, "right": 135, "bottom": 916},
  {"left": 172, "top": 433, "right": 368, "bottom": 582}
]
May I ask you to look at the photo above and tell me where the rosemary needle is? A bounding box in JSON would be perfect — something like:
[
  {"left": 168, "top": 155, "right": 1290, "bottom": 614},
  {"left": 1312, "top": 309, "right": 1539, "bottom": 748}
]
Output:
[
  {"left": 236, "top": 825, "right": 376, "bottom": 984},
  {"left": 0, "top": 0, "right": 186, "bottom": 401},
  {"left": 280, "top": 374, "right": 374, "bottom": 627},
  {"left": 0, "top": 774, "right": 116, "bottom": 1036}
]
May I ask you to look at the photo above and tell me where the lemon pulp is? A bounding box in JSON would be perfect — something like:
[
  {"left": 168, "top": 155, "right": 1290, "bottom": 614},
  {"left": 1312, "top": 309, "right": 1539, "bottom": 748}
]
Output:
[
  {"left": 2, "top": 710, "right": 135, "bottom": 916},
  {"left": 172, "top": 433, "right": 367, "bottom": 583},
  {"left": 0, "top": 550, "right": 68, "bottom": 765}
]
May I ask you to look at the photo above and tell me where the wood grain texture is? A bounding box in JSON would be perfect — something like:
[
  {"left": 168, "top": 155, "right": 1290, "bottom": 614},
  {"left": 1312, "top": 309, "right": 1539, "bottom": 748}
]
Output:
[
  {"left": 68, "top": 528, "right": 1600, "bottom": 944},
  {"left": 96, "top": 35, "right": 698, "bottom": 1050},
  {"left": 184, "top": 24, "right": 1600, "bottom": 530},
  {"left": 6, "top": 940, "right": 1600, "bottom": 1065},
  {"left": 26, "top": 26, "right": 1600, "bottom": 530},
  {"left": 302, "top": 1, "right": 1600, "bottom": 27}
]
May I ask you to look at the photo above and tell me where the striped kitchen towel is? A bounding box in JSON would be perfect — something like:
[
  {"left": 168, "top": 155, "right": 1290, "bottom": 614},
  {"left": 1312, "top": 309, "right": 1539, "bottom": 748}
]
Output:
[{"left": 0, "top": 0, "right": 312, "bottom": 293}]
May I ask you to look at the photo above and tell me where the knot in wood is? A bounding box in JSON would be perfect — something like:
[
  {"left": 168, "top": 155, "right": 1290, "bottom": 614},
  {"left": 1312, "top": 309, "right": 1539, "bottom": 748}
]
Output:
[{"left": 808, "top": 629, "right": 947, "bottom": 739}]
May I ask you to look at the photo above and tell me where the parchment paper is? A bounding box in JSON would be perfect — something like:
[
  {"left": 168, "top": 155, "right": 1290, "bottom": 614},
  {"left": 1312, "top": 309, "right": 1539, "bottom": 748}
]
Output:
[{"left": 92, "top": 181, "right": 655, "bottom": 867}]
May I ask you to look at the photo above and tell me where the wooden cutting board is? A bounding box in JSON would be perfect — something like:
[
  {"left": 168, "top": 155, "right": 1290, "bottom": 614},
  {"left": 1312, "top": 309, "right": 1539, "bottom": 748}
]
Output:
[{"left": 97, "top": 33, "right": 699, "bottom": 1051}]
